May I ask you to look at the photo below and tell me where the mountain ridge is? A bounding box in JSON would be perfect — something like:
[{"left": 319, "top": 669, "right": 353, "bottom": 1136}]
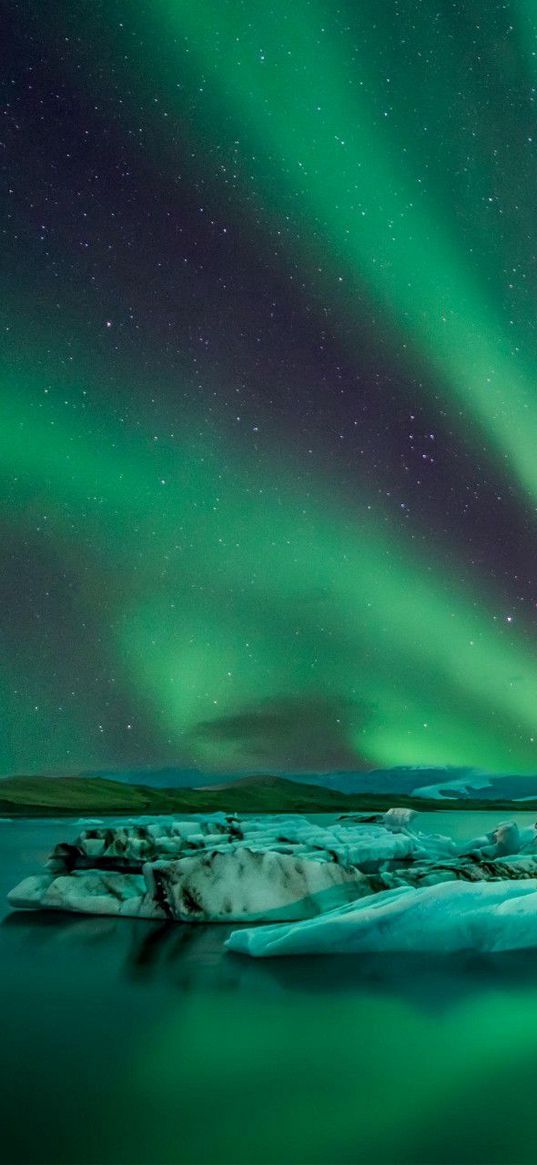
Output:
[{"left": 2, "top": 772, "right": 537, "bottom": 816}]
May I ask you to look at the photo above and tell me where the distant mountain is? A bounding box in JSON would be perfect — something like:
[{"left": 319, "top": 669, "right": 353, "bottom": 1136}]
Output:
[
  {"left": 83, "top": 763, "right": 489, "bottom": 795},
  {"left": 0, "top": 773, "right": 436, "bottom": 816},
  {"left": 291, "top": 766, "right": 480, "bottom": 795},
  {"left": 4, "top": 767, "right": 537, "bottom": 815},
  {"left": 412, "top": 773, "right": 537, "bottom": 803}
]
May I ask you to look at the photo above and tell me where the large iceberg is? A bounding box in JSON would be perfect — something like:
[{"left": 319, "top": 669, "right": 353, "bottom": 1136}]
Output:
[
  {"left": 225, "top": 879, "right": 537, "bottom": 957},
  {"left": 44, "top": 813, "right": 426, "bottom": 874},
  {"left": 9, "top": 810, "right": 537, "bottom": 949},
  {"left": 8, "top": 848, "right": 367, "bottom": 922},
  {"left": 143, "top": 848, "right": 366, "bottom": 921}
]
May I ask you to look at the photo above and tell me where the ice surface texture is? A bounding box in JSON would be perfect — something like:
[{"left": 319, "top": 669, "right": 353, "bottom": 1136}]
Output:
[
  {"left": 225, "top": 879, "right": 537, "bottom": 957},
  {"left": 8, "top": 811, "right": 537, "bottom": 948},
  {"left": 9, "top": 848, "right": 366, "bottom": 922}
]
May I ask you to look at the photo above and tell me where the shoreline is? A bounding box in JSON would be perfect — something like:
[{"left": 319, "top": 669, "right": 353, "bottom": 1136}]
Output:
[{"left": 3, "top": 798, "right": 537, "bottom": 818}]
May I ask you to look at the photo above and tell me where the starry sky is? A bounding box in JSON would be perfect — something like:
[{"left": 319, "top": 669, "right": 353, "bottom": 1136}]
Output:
[{"left": 3, "top": 0, "right": 537, "bottom": 777}]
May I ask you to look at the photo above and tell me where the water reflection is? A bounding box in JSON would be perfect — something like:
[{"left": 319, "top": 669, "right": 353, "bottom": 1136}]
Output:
[
  {"left": 6, "top": 820, "right": 537, "bottom": 1164},
  {"left": 6, "top": 909, "right": 537, "bottom": 1013}
]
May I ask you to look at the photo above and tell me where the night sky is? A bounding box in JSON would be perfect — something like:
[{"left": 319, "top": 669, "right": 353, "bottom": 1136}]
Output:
[{"left": 3, "top": 1, "right": 537, "bottom": 777}]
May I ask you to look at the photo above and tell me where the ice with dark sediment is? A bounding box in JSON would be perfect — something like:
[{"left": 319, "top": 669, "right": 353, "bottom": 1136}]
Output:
[
  {"left": 9, "top": 848, "right": 368, "bottom": 922},
  {"left": 8, "top": 810, "right": 537, "bottom": 942},
  {"left": 43, "top": 812, "right": 432, "bottom": 876},
  {"left": 143, "top": 848, "right": 366, "bottom": 921}
]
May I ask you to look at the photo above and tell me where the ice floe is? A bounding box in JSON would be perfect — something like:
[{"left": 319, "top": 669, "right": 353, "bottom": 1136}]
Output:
[
  {"left": 9, "top": 848, "right": 367, "bottom": 922},
  {"left": 9, "top": 810, "right": 537, "bottom": 950},
  {"left": 225, "top": 879, "right": 537, "bottom": 957}
]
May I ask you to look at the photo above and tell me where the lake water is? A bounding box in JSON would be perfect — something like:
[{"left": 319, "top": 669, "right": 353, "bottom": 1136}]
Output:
[{"left": 3, "top": 811, "right": 537, "bottom": 1164}]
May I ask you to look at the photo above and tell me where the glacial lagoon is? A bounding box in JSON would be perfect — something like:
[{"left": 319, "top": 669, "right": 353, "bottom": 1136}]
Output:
[{"left": 4, "top": 813, "right": 537, "bottom": 1164}]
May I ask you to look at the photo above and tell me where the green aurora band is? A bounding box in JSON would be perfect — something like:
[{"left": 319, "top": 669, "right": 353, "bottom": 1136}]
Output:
[
  {"left": 4, "top": 2, "right": 537, "bottom": 775},
  {"left": 3, "top": 354, "right": 537, "bottom": 774},
  {"left": 134, "top": 0, "right": 537, "bottom": 505}
]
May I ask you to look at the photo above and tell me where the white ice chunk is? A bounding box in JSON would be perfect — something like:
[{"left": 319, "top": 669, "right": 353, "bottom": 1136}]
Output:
[
  {"left": 459, "top": 820, "right": 521, "bottom": 859},
  {"left": 382, "top": 807, "right": 417, "bottom": 833},
  {"left": 8, "top": 870, "right": 164, "bottom": 919}
]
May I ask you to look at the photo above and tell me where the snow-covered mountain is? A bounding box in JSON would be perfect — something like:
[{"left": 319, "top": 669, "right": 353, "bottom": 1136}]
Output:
[
  {"left": 292, "top": 766, "right": 480, "bottom": 796},
  {"left": 412, "top": 773, "right": 537, "bottom": 802},
  {"left": 86, "top": 764, "right": 477, "bottom": 795},
  {"left": 59, "top": 764, "right": 537, "bottom": 804}
]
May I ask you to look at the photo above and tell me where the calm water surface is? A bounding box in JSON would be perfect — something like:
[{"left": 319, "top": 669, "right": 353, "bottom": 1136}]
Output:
[{"left": 2, "top": 811, "right": 537, "bottom": 1165}]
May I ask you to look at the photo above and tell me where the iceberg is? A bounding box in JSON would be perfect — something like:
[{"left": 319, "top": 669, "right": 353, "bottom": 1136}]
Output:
[
  {"left": 8, "top": 870, "right": 161, "bottom": 918},
  {"left": 8, "top": 847, "right": 367, "bottom": 922},
  {"left": 225, "top": 879, "right": 537, "bottom": 957},
  {"left": 9, "top": 810, "right": 537, "bottom": 948},
  {"left": 44, "top": 813, "right": 426, "bottom": 875},
  {"left": 382, "top": 807, "right": 417, "bottom": 833},
  {"left": 144, "top": 848, "right": 366, "bottom": 921},
  {"left": 459, "top": 820, "right": 523, "bottom": 859}
]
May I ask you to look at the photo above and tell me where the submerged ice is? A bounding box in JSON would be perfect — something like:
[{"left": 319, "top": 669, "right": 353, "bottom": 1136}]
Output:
[{"left": 8, "top": 811, "right": 537, "bottom": 952}]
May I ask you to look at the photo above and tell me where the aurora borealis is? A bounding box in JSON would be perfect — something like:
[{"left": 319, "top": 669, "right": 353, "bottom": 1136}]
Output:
[{"left": 3, "top": 1, "right": 537, "bottom": 776}]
